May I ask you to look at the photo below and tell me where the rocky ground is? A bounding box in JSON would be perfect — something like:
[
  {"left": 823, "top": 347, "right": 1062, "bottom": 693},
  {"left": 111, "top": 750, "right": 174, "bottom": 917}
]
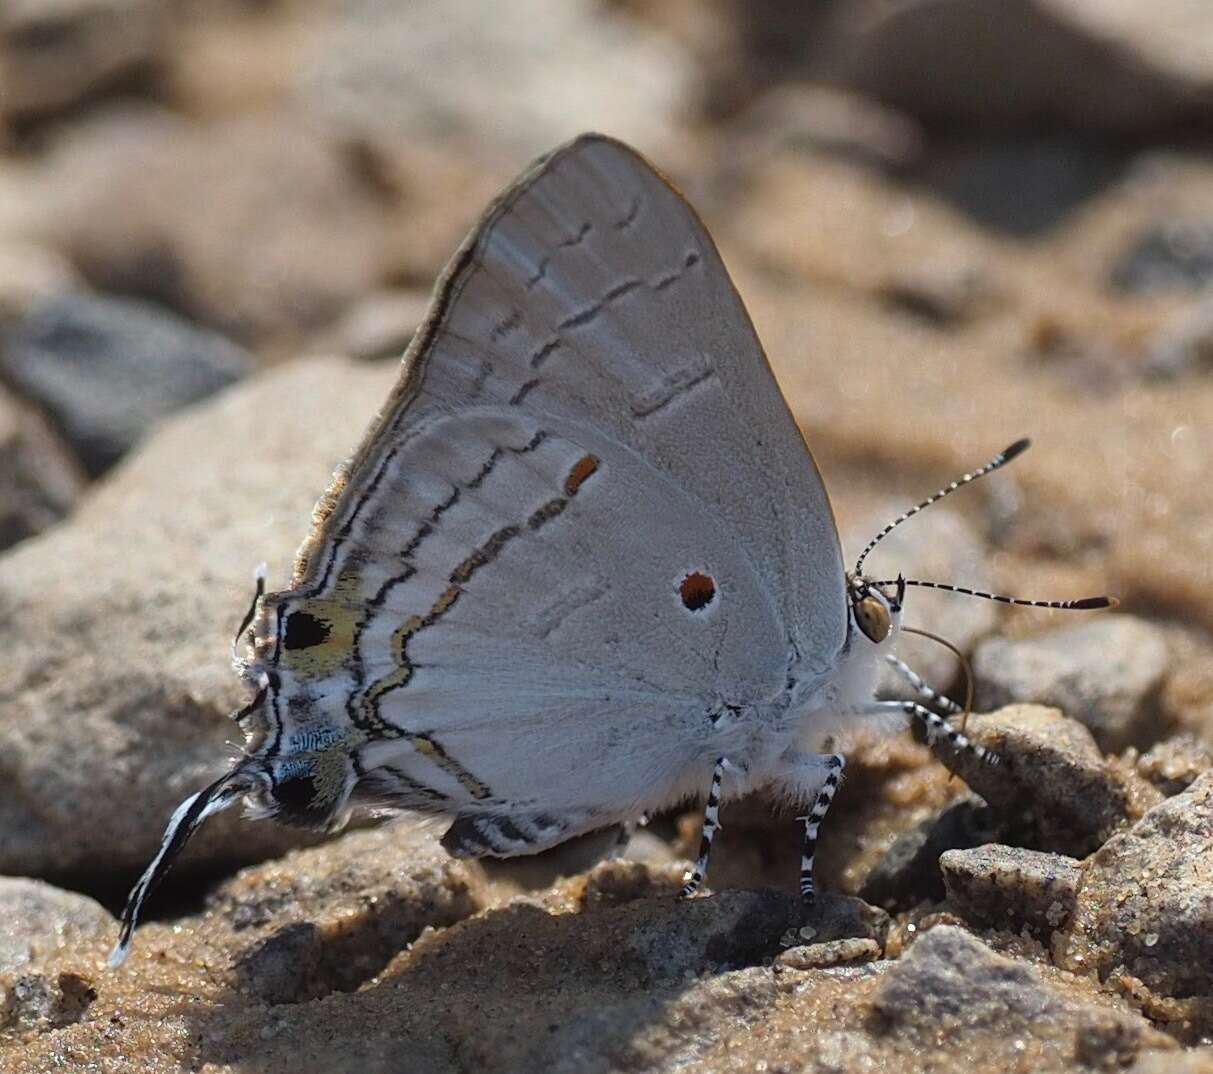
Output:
[{"left": 3, "top": 1, "right": 1213, "bottom": 1071}]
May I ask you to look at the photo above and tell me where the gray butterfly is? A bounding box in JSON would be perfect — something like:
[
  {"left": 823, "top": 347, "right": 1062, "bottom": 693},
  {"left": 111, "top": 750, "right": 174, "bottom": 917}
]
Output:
[{"left": 111, "top": 134, "right": 1110, "bottom": 964}]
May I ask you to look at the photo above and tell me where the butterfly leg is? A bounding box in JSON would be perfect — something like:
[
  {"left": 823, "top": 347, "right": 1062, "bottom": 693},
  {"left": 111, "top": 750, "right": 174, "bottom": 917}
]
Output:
[
  {"left": 865, "top": 699, "right": 1000, "bottom": 767},
  {"left": 680, "top": 757, "right": 728, "bottom": 897},
  {"left": 229, "top": 562, "right": 267, "bottom": 669},
  {"left": 884, "top": 655, "right": 964, "bottom": 715},
  {"left": 776, "top": 751, "right": 847, "bottom": 904}
]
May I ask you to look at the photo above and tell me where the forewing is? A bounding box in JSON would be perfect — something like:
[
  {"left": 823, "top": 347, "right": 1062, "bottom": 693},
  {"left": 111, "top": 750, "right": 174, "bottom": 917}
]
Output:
[
  {"left": 250, "top": 135, "right": 847, "bottom": 831},
  {"left": 294, "top": 134, "right": 846, "bottom": 667}
]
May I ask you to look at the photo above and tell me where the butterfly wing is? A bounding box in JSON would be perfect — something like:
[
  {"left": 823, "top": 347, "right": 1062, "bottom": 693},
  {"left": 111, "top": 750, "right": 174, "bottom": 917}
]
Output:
[{"left": 250, "top": 134, "right": 847, "bottom": 842}]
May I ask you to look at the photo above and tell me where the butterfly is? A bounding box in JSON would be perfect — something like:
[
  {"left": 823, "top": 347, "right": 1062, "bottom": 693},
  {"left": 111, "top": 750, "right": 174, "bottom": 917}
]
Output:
[{"left": 110, "top": 134, "right": 1112, "bottom": 964}]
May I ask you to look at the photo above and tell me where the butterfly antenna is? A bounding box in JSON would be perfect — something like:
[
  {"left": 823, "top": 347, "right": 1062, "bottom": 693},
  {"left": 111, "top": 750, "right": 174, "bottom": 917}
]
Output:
[
  {"left": 875, "top": 579, "right": 1118, "bottom": 611},
  {"left": 900, "top": 625, "right": 974, "bottom": 724},
  {"left": 854, "top": 439, "right": 1031, "bottom": 576},
  {"left": 107, "top": 767, "right": 254, "bottom": 968},
  {"left": 900, "top": 625, "right": 975, "bottom": 786}
]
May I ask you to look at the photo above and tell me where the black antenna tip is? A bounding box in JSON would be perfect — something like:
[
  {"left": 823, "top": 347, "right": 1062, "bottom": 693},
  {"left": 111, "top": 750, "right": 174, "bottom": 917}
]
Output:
[
  {"left": 1000, "top": 438, "right": 1031, "bottom": 463},
  {"left": 1071, "top": 595, "right": 1117, "bottom": 610}
]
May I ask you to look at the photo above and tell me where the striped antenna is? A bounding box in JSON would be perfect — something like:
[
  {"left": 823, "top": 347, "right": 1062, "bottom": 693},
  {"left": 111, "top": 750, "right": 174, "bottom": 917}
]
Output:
[
  {"left": 853, "top": 439, "right": 1031, "bottom": 575},
  {"left": 874, "top": 579, "right": 1118, "bottom": 610}
]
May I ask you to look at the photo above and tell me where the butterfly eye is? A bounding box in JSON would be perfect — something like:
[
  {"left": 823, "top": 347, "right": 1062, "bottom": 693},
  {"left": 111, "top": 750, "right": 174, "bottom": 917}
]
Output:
[{"left": 856, "top": 595, "right": 891, "bottom": 643}]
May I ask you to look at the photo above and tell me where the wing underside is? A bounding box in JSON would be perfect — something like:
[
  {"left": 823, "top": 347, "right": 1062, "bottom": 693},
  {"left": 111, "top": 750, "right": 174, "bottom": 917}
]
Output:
[{"left": 248, "top": 135, "right": 847, "bottom": 840}]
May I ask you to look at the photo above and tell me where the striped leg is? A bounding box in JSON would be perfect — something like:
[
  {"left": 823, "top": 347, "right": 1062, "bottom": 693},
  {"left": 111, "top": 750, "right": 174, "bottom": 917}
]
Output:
[
  {"left": 885, "top": 655, "right": 964, "bottom": 716},
  {"left": 680, "top": 757, "right": 727, "bottom": 897},
  {"left": 867, "top": 699, "right": 1000, "bottom": 767},
  {"left": 798, "top": 753, "right": 845, "bottom": 904}
]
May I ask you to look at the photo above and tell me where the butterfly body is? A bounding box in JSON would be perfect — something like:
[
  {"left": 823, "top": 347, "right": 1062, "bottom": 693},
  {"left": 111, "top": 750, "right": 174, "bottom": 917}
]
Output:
[
  {"left": 110, "top": 133, "right": 1014, "bottom": 965},
  {"left": 228, "top": 124, "right": 869, "bottom": 842}
]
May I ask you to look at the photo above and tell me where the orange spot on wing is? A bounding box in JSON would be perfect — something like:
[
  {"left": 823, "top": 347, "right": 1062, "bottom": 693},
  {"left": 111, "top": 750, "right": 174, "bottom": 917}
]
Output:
[
  {"left": 679, "top": 572, "right": 716, "bottom": 612},
  {"left": 564, "top": 454, "right": 600, "bottom": 496}
]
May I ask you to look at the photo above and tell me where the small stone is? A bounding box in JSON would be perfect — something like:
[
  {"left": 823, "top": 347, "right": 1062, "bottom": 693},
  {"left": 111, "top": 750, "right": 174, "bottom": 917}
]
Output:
[
  {"left": 579, "top": 859, "right": 685, "bottom": 911},
  {"left": 974, "top": 616, "right": 1171, "bottom": 752},
  {"left": 940, "top": 844, "right": 1082, "bottom": 935},
  {"left": 1143, "top": 294, "right": 1213, "bottom": 381},
  {"left": 774, "top": 936, "right": 881, "bottom": 971},
  {"left": 951, "top": 705, "right": 1137, "bottom": 858},
  {"left": 1129, "top": 1050, "right": 1213, "bottom": 1074},
  {"left": 1, "top": 292, "right": 250, "bottom": 477},
  {"left": 0, "top": 0, "right": 170, "bottom": 125},
  {"left": 877, "top": 262, "right": 1001, "bottom": 326},
  {"left": 727, "top": 84, "right": 925, "bottom": 173},
  {"left": 1136, "top": 735, "right": 1213, "bottom": 797},
  {"left": 0, "top": 969, "right": 96, "bottom": 1034},
  {"left": 799, "top": 892, "right": 891, "bottom": 948},
  {"left": 0, "top": 382, "right": 84, "bottom": 551},
  {"left": 1111, "top": 220, "right": 1213, "bottom": 295},
  {"left": 776, "top": 922, "right": 1171, "bottom": 1070},
  {"left": 0, "top": 243, "right": 80, "bottom": 324},
  {"left": 860, "top": 795, "right": 1001, "bottom": 912},
  {"left": 620, "top": 890, "right": 799, "bottom": 981},
  {"left": 868, "top": 925, "right": 1170, "bottom": 1061},
  {"left": 0, "top": 877, "right": 112, "bottom": 974}
]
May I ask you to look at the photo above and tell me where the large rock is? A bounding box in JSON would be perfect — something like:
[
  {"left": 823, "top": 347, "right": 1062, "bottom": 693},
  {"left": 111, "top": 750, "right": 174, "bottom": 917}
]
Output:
[
  {"left": 817, "top": 0, "right": 1213, "bottom": 134},
  {"left": 0, "top": 0, "right": 170, "bottom": 126},
  {"left": 185, "top": 824, "right": 485, "bottom": 1005},
  {"left": 1059, "top": 771, "right": 1213, "bottom": 1031},
  {"left": 952, "top": 705, "right": 1151, "bottom": 858},
  {"left": 0, "top": 356, "right": 397, "bottom": 882},
  {"left": 1136, "top": 735, "right": 1213, "bottom": 798},
  {"left": 941, "top": 844, "right": 1082, "bottom": 936},
  {"left": 866, "top": 925, "right": 1173, "bottom": 1066},
  {"left": 1, "top": 292, "right": 251, "bottom": 477},
  {"left": 38, "top": 109, "right": 396, "bottom": 343},
  {"left": 297, "top": 0, "right": 693, "bottom": 161},
  {"left": 974, "top": 616, "right": 1171, "bottom": 751}
]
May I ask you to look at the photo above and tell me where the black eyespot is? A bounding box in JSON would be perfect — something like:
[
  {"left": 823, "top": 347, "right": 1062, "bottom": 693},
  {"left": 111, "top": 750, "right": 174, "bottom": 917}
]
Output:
[
  {"left": 679, "top": 571, "right": 717, "bottom": 612},
  {"left": 271, "top": 771, "right": 329, "bottom": 827},
  {"left": 283, "top": 611, "right": 330, "bottom": 650}
]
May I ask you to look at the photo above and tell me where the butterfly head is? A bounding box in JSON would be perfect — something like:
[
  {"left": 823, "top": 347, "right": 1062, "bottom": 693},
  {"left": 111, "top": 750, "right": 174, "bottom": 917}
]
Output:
[{"left": 846, "top": 572, "right": 905, "bottom": 646}]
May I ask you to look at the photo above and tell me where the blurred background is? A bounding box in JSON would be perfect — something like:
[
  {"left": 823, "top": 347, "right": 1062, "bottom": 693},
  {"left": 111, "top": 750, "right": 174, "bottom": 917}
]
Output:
[
  {"left": 2, "top": 0, "right": 1213, "bottom": 897},
  {"left": 3, "top": 0, "right": 1213, "bottom": 584}
]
